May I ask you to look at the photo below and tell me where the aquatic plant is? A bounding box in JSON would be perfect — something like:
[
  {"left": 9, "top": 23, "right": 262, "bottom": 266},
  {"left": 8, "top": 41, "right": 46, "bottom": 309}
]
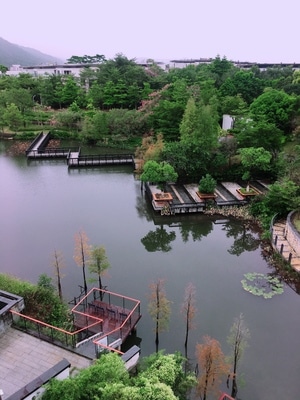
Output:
[{"left": 241, "top": 272, "right": 284, "bottom": 299}]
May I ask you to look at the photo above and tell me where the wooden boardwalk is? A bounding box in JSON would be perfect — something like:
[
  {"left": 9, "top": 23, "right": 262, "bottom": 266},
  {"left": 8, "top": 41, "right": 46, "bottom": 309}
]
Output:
[
  {"left": 25, "top": 133, "right": 135, "bottom": 169},
  {"left": 68, "top": 154, "right": 135, "bottom": 168},
  {"left": 146, "top": 181, "right": 251, "bottom": 215}
]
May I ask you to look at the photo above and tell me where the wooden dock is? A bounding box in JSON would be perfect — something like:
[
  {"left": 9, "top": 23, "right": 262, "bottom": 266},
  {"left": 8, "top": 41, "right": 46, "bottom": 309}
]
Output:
[
  {"left": 146, "top": 181, "right": 254, "bottom": 215},
  {"left": 67, "top": 154, "right": 135, "bottom": 168},
  {"left": 25, "top": 133, "right": 135, "bottom": 169}
]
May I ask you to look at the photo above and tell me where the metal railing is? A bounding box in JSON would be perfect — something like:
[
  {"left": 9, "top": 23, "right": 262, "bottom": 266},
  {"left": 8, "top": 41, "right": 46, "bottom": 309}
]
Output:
[{"left": 10, "top": 309, "right": 102, "bottom": 349}]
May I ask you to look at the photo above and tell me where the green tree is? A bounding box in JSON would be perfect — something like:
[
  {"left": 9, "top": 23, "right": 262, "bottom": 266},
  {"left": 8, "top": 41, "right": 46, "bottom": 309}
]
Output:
[
  {"left": 0, "top": 106, "right": 6, "bottom": 132},
  {"left": 42, "top": 351, "right": 194, "bottom": 400},
  {"left": 93, "top": 110, "right": 109, "bottom": 140},
  {"left": 0, "top": 64, "right": 8, "bottom": 73},
  {"left": 236, "top": 119, "right": 285, "bottom": 155},
  {"left": 263, "top": 178, "right": 300, "bottom": 217},
  {"left": 250, "top": 89, "right": 297, "bottom": 134},
  {"left": 56, "top": 110, "right": 82, "bottom": 131},
  {"left": 219, "top": 94, "right": 248, "bottom": 116},
  {"left": 195, "top": 103, "right": 220, "bottom": 152},
  {"left": 88, "top": 245, "right": 110, "bottom": 298},
  {"left": 220, "top": 70, "right": 264, "bottom": 104},
  {"left": 4, "top": 88, "right": 33, "bottom": 114},
  {"left": 179, "top": 97, "right": 199, "bottom": 142},
  {"left": 227, "top": 313, "right": 250, "bottom": 398},
  {"left": 61, "top": 76, "right": 80, "bottom": 107},
  {"left": 66, "top": 54, "right": 106, "bottom": 64},
  {"left": 239, "top": 147, "right": 272, "bottom": 189},
  {"left": 3, "top": 103, "right": 23, "bottom": 132},
  {"left": 161, "top": 141, "right": 211, "bottom": 183},
  {"left": 140, "top": 160, "right": 178, "bottom": 191},
  {"left": 208, "top": 55, "right": 236, "bottom": 88},
  {"left": 139, "top": 351, "right": 196, "bottom": 399}
]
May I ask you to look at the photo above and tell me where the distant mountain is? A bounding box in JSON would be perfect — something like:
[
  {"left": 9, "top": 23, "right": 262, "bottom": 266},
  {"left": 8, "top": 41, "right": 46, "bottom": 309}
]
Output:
[{"left": 0, "top": 37, "right": 64, "bottom": 68}]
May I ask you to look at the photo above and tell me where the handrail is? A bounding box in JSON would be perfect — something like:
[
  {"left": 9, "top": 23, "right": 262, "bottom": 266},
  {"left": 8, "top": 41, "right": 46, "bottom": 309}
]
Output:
[
  {"left": 10, "top": 309, "right": 102, "bottom": 336},
  {"left": 91, "top": 301, "right": 140, "bottom": 350},
  {"left": 270, "top": 213, "right": 279, "bottom": 240},
  {"left": 25, "top": 132, "right": 44, "bottom": 154}
]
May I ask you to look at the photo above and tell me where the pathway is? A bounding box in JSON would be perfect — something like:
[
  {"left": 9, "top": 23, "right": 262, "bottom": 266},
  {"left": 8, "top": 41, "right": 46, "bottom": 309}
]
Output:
[
  {"left": 0, "top": 327, "right": 91, "bottom": 399},
  {"left": 272, "top": 220, "right": 300, "bottom": 272}
]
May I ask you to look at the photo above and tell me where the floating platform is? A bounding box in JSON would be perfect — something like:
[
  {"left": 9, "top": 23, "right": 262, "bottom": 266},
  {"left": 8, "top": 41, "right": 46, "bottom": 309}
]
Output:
[{"left": 145, "top": 181, "right": 264, "bottom": 214}]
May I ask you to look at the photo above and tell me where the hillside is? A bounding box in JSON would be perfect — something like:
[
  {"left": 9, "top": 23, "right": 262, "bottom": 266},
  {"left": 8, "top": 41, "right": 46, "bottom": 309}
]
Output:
[{"left": 0, "top": 37, "right": 64, "bottom": 68}]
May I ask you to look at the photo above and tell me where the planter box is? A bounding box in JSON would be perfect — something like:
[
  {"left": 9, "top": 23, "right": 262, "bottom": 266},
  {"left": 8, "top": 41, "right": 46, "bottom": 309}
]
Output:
[
  {"left": 196, "top": 192, "right": 216, "bottom": 200},
  {"left": 153, "top": 193, "right": 173, "bottom": 201},
  {"left": 236, "top": 188, "right": 259, "bottom": 197}
]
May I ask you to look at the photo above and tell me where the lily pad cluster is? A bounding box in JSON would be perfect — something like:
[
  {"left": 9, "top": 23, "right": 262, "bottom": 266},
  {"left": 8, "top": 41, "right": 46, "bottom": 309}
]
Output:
[{"left": 241, "top": 272, "right": 284, "bottom": 299}]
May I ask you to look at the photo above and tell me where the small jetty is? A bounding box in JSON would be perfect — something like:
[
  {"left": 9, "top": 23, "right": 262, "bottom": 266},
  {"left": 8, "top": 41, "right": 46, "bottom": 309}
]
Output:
[
  {"left": 25, "top": 132, "right": 135, "bottom": 169},
  {"left": 145, "top": 180, "right": 268, "bottom": 215},
  {"left": 68, "top": 152, "right": 135, "bottom": 168}
]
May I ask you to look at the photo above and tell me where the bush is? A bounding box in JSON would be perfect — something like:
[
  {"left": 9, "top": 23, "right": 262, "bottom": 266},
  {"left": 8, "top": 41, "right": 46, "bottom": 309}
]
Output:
[
  {"left": 198, "top": 174, "right": 217, "bottom": 194},
  {"left": 0, "top": 273, "right": 70, "bottom": 327}
]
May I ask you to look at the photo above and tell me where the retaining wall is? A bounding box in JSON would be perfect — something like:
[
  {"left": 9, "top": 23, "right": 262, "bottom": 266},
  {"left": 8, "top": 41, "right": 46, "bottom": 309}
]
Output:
[{"left": 285, "top": 211, "right": 300, "bottom": 254}]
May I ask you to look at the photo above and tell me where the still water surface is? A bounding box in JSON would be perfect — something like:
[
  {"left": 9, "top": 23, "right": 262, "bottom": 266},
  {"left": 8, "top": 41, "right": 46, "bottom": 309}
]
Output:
[{"left": 0, "top": 141, "right": 300, "bottom": 399}]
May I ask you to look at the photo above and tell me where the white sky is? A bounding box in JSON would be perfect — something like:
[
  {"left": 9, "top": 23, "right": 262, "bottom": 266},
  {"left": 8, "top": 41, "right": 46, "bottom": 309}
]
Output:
[{"left": 1, "top": 0, "right": 299, "bottom": 63}]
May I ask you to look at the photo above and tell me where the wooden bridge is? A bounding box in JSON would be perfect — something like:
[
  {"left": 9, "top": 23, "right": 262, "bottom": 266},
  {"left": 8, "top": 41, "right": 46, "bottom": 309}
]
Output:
[
  {"left": 25, "top": 132, "right": 135, "bottom": 169},
  {"left": 67, "top": 153, "right": 135, "bottom": 168}
]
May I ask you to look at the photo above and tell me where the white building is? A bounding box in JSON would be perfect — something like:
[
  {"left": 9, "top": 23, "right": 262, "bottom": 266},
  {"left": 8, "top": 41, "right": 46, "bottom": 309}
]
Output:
[{"left": 6, "top": 63, "right": 100, "bottom": 77}]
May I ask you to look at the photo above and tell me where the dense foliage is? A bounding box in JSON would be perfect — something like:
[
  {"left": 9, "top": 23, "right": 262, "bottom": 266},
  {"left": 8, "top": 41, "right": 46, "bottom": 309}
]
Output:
[
  {"left": 1, "top": 54, "right": 300, "bottom": 225},
  {"left": 0, "top": 273, "right": 70, "bottom": 326},
  {"left": 41, "top": 351, "right": 196, "bottom": 400}
]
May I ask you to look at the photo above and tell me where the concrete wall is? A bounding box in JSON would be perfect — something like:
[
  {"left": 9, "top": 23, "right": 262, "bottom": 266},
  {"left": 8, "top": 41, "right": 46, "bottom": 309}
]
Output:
[
  {"left": 285, "top": 211, "right": 300, "bottom": 254},
  {"left": 222, "top": 114, "right": 235, "bottom": 130}
]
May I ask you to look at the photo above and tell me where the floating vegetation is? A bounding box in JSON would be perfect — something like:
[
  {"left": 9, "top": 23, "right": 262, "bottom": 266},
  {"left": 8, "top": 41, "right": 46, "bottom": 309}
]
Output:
[{"left": 241, "top": 272, "right": 284, "bottom": 299}]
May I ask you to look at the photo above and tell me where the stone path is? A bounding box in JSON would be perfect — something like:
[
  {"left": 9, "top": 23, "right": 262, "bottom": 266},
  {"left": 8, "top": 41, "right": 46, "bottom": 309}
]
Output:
[
  {"left": 0, "top": 327, "right": 92, "bottom": 399},
  {"left": 272, "top": 220, "right": 300, "bottom": 272}
]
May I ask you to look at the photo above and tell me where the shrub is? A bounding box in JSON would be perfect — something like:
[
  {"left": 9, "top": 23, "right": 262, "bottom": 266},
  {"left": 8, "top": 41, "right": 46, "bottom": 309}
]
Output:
[
  {"left": 198, "top": 174, "right": 217, "bottom": 194},
  {"left": 0, "top": 273, "right": 70, "bottom": 327}
]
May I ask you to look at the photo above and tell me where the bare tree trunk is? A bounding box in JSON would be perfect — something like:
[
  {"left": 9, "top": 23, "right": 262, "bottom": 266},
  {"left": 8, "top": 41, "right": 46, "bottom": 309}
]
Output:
[
  {"left": 81, "top": 242, "right": 87, "bottom": 294},
  {"left": 155, "top": 285, "right": 159, "bottom": 351},
  {"left": 184, "top": 302, "right": 190, "bottom": 348}
]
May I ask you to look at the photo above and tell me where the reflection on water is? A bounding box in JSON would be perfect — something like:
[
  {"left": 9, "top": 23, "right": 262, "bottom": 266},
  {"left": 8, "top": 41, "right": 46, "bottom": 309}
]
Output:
[
  {"left": 1, "top": 141, "right": 300, "bottom": 399},
  {"left": 141, "top": 226, "right": 176, "bottom": 252},
  {"left": 222, "top": 220, "right": 261, "bottom": 256}
]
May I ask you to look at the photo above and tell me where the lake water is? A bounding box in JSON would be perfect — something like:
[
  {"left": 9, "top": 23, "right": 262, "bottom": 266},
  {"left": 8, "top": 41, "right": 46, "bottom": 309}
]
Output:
[{"left": 0, "top": 141, "right": 300, "bottom": 399}]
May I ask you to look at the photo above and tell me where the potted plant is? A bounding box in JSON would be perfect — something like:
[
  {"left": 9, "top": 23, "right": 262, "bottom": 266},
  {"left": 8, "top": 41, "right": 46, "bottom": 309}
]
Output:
[
  {"left": 237, "top": 147, "right": 271, "bottom": 197},
  {"left": 197, "top": 174, "right": 217, "bottom": 199}
]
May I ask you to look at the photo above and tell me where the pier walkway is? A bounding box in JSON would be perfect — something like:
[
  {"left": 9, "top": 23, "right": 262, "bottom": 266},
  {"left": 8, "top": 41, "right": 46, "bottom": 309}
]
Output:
[
  {"left": 25, "top": 133, "right": 135, "bottom": 169},
  {"left": 146, "top": 181, "right": 256, "bottom": 215}
]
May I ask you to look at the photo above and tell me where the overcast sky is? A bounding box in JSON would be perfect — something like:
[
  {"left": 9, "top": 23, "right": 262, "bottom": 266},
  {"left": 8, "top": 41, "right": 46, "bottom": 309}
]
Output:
[{"left": 1, "top": 0, "right": 299, "bottom": 63}]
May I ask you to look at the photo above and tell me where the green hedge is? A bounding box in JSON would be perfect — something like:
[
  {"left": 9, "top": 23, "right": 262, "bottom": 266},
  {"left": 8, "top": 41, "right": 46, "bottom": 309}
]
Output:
[{"left": 0, "top": 273, "right": 71, "bottom": 327}]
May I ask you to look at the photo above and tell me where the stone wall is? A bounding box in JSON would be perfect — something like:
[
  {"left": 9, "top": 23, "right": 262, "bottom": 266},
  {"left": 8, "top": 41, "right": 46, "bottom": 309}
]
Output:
[{"left": 285, "top": 211, "right": 300, "bottom": 254}]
